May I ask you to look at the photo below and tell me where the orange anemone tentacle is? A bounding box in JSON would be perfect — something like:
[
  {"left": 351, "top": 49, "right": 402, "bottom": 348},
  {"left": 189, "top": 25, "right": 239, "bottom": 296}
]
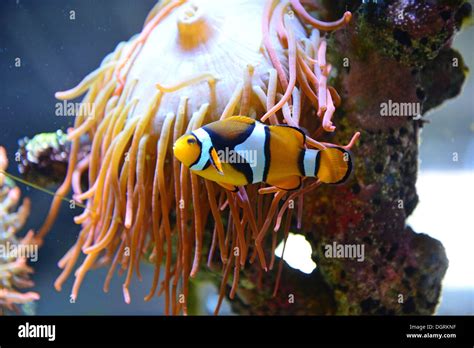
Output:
[
  {"left": 261, "top": 15, "right": 297, "bottom": 123},
  {"left": 262, "top": 0, "right": 289, "bottom": 91},
  {"left": 290, "top": 0, "right": 352, "bottom": 31}
]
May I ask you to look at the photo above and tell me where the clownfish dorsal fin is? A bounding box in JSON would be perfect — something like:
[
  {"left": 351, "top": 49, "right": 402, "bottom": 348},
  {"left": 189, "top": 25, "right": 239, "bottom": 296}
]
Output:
[
  {"left": 270, "top": 124, "right": 306, "bottom": 147},
  {"left": 209, "top": 147, "right": 224, "bottom": 175},
  {"left": 224, "top": 115, "right": 256, "bottom": 125}
]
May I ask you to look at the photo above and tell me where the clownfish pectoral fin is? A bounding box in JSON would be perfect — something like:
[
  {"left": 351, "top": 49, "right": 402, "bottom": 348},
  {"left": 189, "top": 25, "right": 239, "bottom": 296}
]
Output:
[
  {"left": 216, "top": 181, "right": 238, "bottom": 192},
  {"left": 209, "top": 147, "right": 224, "bottom": 175},
  {"left": 267, "top": 176, "right": 302, "bottom": 191}
]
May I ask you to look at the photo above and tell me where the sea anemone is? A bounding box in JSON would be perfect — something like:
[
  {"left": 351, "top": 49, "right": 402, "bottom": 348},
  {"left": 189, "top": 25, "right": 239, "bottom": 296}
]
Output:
[
  {"left": 36, "top": 0, "right": 358, "bottom": 314},
  {"left": 0, "top": 147, "right": 39, "bottom": 314}
]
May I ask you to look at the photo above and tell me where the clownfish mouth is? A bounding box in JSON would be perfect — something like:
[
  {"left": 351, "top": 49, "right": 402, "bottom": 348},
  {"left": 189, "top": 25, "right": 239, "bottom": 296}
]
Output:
[{"left": 172, "top": 137, "right": 188, "bottom": 165}]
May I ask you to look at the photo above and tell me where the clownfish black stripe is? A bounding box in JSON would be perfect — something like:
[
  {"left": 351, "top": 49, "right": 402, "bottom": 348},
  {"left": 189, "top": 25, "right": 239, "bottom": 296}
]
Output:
[
  {"left": 298, "top": 149, "right": 306, "bottom": 177},
  {"left": 188, "top": 133, "right": 203, "bottom": 168},
  {"left": 190, "top": 128, "right": 214, "bottom": 171},
  {"left": 262, "top": 126, "right": 271, "bottom": 182},
  {"left": 233, "top": 161, "right": 254, "bottom": 184},
  {"left": 314, "top": 151, "right": 321, "bottom": 177},
  {"left": 202, "top": 148, "right": 214, "bottom": 170}
]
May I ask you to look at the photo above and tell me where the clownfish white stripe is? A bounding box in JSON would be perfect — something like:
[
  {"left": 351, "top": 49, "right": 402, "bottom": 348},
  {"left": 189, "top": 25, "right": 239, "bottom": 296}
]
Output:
[
  {"left": 190, "top": 128, "right": 212, "bottom": 171},
  {"left": 303, "top": 148, "right": 319, "bottom": 177},
  {"left": 234, "top": 121, "right": 267, "bottom": 183}
]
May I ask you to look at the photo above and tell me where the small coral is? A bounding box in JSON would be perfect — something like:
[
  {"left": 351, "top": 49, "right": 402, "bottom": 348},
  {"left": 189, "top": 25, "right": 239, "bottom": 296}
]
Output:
[
  {"left": 17, "top": 130, "right": 90, "bottom": 188},
  {"left": 0, "top": 147, "right": 39, "bottom": 315}
]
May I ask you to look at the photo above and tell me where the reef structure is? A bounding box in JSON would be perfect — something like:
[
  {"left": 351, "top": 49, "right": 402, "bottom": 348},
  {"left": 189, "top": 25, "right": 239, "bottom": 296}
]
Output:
[
  {"left": 35, "top": 0, "right": 360, "bottom": 314},
  {"left": 0, "top": 147, "right": 39, "bottom": 315},
  {"left": 211, "top": 0, "right": 471, "bottom": 315},
  {"left": 17, "top": 130, "right": 90, "bottom": 188}
]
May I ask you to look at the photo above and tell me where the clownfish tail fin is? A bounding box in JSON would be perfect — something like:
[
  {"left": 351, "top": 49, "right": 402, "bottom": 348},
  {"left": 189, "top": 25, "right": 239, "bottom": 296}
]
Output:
[{"left": 317, "top": 147, "right": 353, "bottom": 184}]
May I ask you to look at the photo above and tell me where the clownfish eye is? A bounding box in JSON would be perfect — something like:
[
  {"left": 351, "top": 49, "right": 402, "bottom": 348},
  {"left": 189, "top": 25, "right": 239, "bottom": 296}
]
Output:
[{"left": 187, "top": 137, "right": 196, "bottom": 145}]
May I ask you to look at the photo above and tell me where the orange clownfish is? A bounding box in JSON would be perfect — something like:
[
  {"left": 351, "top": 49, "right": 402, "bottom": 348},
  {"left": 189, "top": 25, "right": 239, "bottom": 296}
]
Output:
[{"left": 173, "top": 116, "right": 352, "bottom": 191}]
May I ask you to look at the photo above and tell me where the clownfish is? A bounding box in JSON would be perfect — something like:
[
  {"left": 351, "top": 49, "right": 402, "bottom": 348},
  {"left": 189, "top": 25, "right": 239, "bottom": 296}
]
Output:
[{"left": 173, "top": 116, "right": 352, "bottom": 191}]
